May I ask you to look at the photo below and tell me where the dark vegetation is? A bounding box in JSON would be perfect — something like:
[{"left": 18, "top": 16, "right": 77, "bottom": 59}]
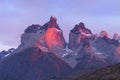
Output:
[{"left": 62, "top": 63, "right": 120, "bottom": 80}]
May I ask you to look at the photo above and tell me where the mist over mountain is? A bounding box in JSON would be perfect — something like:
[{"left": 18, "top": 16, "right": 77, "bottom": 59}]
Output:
[{"left": 0, "top": 16, "right": 120, "bottom": 80}]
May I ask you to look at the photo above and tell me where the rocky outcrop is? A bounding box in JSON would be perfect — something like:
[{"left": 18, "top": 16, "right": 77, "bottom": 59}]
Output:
[
  {"left": 100, "top": 31, "right": 109, "bottom": 38},
  {"left": 68, "top": 22, "right": 92, "bottom": 51},
  {"left": 24, "top": 24, "right": 42, "bottom": 33},
  {"left": 92, "top": 32, "right": 119, "bottom": 64},
  {"left": 44, "top": 16, "right": 66, "bottom": 55},
  {"left": 16, "top": 24, "right": 46, "bottom": 53},
  {"left": 67, "top": 23, "right": 120, "bottom": 73},
  {"left": 113, "top": 33, "right": 120, "bottom": 40},
  {"left": 113, "top": 33, "right": 119, "bottom": 40},
  {"left": 16, "top": 16, "right": 66, "bottom": 57}
]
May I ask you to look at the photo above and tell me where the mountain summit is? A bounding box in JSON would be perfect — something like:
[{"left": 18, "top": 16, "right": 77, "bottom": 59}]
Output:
[
  {"left": 69, "top": 22, "right": 92, "bottom": 51},
  {"left": 44, "top": 16, "right": 66, "bottom": 55},
  {"left": 71, "top": 22, "right": 91, "bottom": 34},
  {"left": 16, "top": 16, "right": 66, "bottom": 56},
  {"left": 48, "top": 16, "right": 58, "bottom": 28}
]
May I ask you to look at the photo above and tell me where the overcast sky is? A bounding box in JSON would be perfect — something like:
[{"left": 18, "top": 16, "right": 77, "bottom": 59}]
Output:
[{"left": 0, "top": 0, "right": 120, "bottom": 51}]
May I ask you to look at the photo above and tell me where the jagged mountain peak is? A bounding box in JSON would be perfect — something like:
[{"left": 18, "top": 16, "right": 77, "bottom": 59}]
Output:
[
  {"left": 100, "top": 30, "right": 109, "bottom": 38},
  {"left": 78, "top": 22, "right": 85, "bottom": 29},
  {"left": 50, "top": 16, "right": 57, "bottom": 23},
  {"left": 68, "top": 22, "right": 92, "bottom": 50},
  {"left": 16, "top": 16, "right": 66, "bottom": 57},
  {"left": 71, "top": 22, "right": 84, "bottom": 33},
  {"left": 41, "top": 16, "right": 60, "bottom": 30},
  {"left": 47, "top": 16, "right": 60, "bottom": 29},
  {"left": 71, "top": 22, "right": 85, "bottom": 32},
  {"left": 71, "top": 22, "right": 92, "bottom": 35},
  {"left": 24, "top": 24, "right": 41, "bottom": 33}
]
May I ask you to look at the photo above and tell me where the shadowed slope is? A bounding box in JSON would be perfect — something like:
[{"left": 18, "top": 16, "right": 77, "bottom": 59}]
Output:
[
  {"left": 0, "top": 47, "right": 73, "bottom": 80},
  {"left": 62, "top": 63, "right": 120, "bottom": 80}
]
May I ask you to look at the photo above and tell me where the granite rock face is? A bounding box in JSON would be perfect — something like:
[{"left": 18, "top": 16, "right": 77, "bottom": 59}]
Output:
[
  {"left": 16, "top": 16, "right": 66, "bottom": 57},
  {"left": 44, "top": 16, "right": 66, "bottom": 56},
  {"left": 68, "top": 22, "right": 92, "bottom": 51}
]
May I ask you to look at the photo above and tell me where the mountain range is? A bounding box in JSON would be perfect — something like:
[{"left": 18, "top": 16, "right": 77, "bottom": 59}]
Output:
[{"left": 0, "top": 16, "right": 120, "bottom": 80}]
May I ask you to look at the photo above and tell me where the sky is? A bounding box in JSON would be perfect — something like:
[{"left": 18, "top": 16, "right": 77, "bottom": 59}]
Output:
[{"left": 0, "top": 0, "right": 120, "bottom": 51}]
